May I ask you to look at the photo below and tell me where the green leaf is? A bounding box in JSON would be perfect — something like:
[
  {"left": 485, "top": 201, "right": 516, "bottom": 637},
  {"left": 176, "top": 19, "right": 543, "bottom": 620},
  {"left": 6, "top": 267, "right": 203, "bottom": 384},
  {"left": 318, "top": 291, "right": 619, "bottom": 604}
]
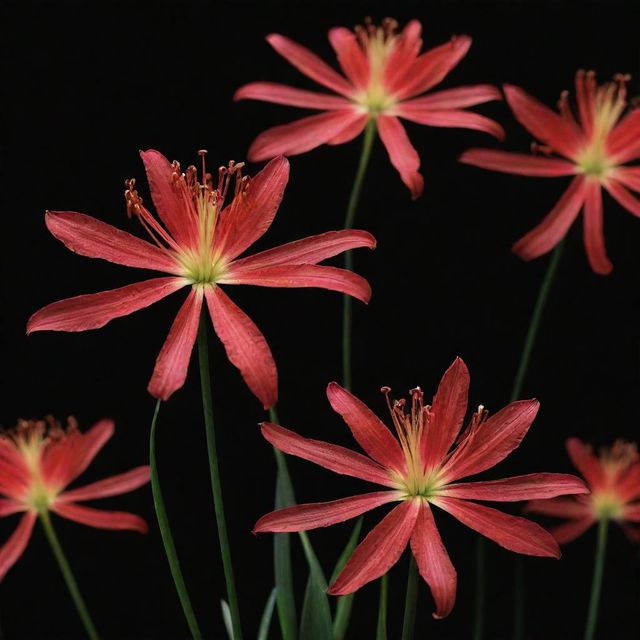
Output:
[
  {"left": 376, "top": 575, "right": 388, "bottom": 640},
  {"left": 220, "top": 599, "right": 233, "bottom": 640},
  {"left": 299, "top": 541, "right": 333, "bottom": 640},
  {"left": 257, "top": 589, "right": 278, "bottom": 640},
  {"left": 331, "top": 518, "right": 363, "bottom": 640}
]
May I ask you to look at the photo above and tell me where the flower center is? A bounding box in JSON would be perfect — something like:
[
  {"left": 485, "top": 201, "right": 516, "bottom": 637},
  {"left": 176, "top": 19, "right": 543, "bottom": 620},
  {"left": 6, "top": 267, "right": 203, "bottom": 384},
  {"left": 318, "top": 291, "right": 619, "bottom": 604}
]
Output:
[{"left": 592, "top": 491, "right": 624, "bottom": 520}]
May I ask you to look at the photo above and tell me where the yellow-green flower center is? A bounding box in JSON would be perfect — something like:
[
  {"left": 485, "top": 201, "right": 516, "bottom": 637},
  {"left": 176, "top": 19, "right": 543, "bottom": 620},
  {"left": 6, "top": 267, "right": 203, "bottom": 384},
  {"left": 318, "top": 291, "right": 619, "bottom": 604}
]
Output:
[{"left": 592, "top": 491, "right": 624, "bottom": 520}]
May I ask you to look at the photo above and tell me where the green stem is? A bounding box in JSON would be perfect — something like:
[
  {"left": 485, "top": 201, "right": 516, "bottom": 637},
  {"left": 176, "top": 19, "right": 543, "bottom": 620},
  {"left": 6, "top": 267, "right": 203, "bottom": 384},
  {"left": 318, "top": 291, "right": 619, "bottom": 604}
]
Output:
[
  {"left": 150, "top": 399, "right": 202, "bottom": 640},
  {"left": 376, "top": 573, "right": 388, "bottom": 640},
  {"left": 473, "top": 537, "right": 485, "bottom": 640},
  {"left": 39, "top": 509, "right": 99, "bottom": 640},
  {"left": 584, "top": 518, "right": 609, "bottom": 640},
  {"left": 401, "top": 556, "right": 419, "bottom": 640},
  {"left": 197, "top": 317, "right": 243, "bottom": 640},
  {"left": 342, "top": 117, "right": 377, "bottom": 390}
]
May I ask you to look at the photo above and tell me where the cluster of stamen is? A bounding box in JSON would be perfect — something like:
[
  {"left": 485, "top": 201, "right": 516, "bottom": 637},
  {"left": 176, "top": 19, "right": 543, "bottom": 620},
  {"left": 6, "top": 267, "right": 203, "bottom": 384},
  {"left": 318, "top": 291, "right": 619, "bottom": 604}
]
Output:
[{"left": 593, "top": 440, "right": 638, "bottom": 520}]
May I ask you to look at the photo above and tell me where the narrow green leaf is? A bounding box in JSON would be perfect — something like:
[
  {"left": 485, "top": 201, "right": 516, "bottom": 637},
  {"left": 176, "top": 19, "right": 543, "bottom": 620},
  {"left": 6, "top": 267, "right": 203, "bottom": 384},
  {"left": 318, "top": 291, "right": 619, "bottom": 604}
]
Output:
[
  {"left": 331, "top": 518, "right": 363, "bottom": 640},
  {"left": 220, "top": 600, "right": 233, "bottom": 640},
  {"left": 376, "top": 575, "right": 388, "bottom": 640},
  {"left": 257, "top": 589, "right": 278, "bottom": 640},
  {"left": 299, "top": 570, "right": 334, "bottom": 640}
]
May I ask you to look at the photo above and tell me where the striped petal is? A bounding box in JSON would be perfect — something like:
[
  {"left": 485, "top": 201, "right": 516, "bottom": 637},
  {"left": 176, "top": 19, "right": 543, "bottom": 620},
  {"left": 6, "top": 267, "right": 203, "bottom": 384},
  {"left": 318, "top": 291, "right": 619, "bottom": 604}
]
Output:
[
  {"left": 400, "top": 85, "right": 501, "bottom": 110},
  {"left": 234, "top": 82, "right": 351, "bottom": 110},
  {"left": 459, "top": 149, "right": 578, "bottom": 177},
  {"left": 27, "top": 277, "right": 185, "bottom": 333},
  {"left": 611, "top": 166, "right": 640, "bottom": 193},
  {"left": 583, "top": 180, "right": 612, "bottom": 275},
  {"left": 550, "top": 517, "right": 595, "bottom": 544},
  {"left": 254, "top": 492, "right": 400, "bottom": 533},
  {"left": 608, "top": 109, "right": 640, "bottom": 163},
  {"left": 524, "top": 496, "right": 593, "bottom": 519},
  {"left": 328, "top": 27, "right": 369, "bottom": 90},
  {"left": 53, "top": 502, "right": 148, "bottom": 533},
  {"left": 0, "top": 512, "right": 37, "bottom": 580},
  {"left": 397, "top": 107, "right": 504, "bottom": 140},
  {"left": 604, "top": 178, "right": 640, "bottom": 218},
  {"left": 58, "top": 466, "right": 150, "bottom": 503},
  {"left": 261, "top": 422, "right": 396, "bottom": 488},
  {"left": 327, "top": 113, "right": 368, "bottom": 145},
  {"left": 565, "top": 438, "right": 604, "bottom": 489},
  {"left": 0, "top": 499, "right": 24, "bottom": 517}
]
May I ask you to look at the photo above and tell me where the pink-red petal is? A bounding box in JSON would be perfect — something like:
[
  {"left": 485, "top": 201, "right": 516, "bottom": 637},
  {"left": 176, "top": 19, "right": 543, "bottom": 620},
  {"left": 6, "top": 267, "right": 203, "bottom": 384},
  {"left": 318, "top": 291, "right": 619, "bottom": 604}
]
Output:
[
  {"left": 328, "top": 27, "right": 369, "bottom": 90},
  {"left": 215, "top": 156, "right": 289, "bottom": 261},
  {"left": 622, "top": 503, "right": 640, "bottom": 522},
  {"left": 441, "top": 473, "right": 588, "bottom": 502},
  {"left": 326, "top": 382, "right": 405, "bottom": 471},
  {"left": 0, "top": 512, "right": 37, "bottom": 580},
  {"left": 410, "top": 500, "right": 457, "bottom": 619},
  {"left": 377, "top": 115, "right": 423, "bottom": 199},
  {"left": 27, "top": 277, "right": 185, "bottom": 333},
  {"left": 436, "top": 497, "right": 560, "bottom": 557},
  {"left": 234, "top": 82, "right": 351, "bottom": 110},
  {"left": 219, "top": 264, "right": 371, "bottom": 304},
  {"left": 604, "top": 178, "right": 640, "bottom": 218},
  {"left": 513, "top": 176, "right": 587, "bottom": 261},
  {"left": 266, "top": 33, "right": 354, "bottom": 97},
  {"left": 441, "top": 400, "right": 540, "bottom": 483},
  {"left": 608, "top": 109, "right": 640, "bottom": 163},
  {"left": 206, "top": 287, "right": 277, "bottom": 409},
  {"left": 147, "top": 287, "right": 203, "bottom": 401},
  {"left": 327, "top": 113, "right": 368, "bottom": 145},
  {"left": 459, "top": 149, "right": 578, "bottom": 177},
  {"left": 247, "top": 110, "right": 362, "bottom": 162},
  {"left": 53, "top": 502, "right": 148, "bottom": 533},
  {"left": 583, "top": 180, "right": 612, "bottom": 275},
  {"left": 253, "top": 491, "right": 400, "bottom": 533},
  {"left": 261, "top": 422, "right": 396, "bottom": 488},
  {"left": 400, "top": 85, "right": 501, "bottom": 110},
  {"left": 503, "top": 85, "right": 582, "bottom": 160},
  {"left": 565, "top": 438, "right": 604, "bottom": 489},
  {"left": 396, "top": 107, "right": 504, "bottom": 140},
  {"left": 0, "top": 499, "right": 24, "bottom": 517},
  {"left": 611, "top": 167, "right": 640, "bottom": 193},
  {"left": 45, "top": 211, "right": 179, "bottom": 273},
  {"left": 58, "top": 466, "right": 150, "bottom": 503},
  {"left": 550, "top": 517, "right": 595, "bottom": 544},
  {"left": 524, "top": 496, "right": 593, "bottom": 519},
  {"left": 228, "top": 229, "right": 376, "bottom": 272},
  {"left": 328, "top": 499, "right": 420, "bottom": 594}
]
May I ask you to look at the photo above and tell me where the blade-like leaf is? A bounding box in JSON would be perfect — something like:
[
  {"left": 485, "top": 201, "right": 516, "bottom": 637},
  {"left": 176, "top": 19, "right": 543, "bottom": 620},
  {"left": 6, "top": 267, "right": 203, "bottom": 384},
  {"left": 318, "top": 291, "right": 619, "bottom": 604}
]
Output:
[
  {"left": 257, "top": 589, "right": 278, "bottom": 640},
  {"left": 376, "top": 575, "right": 388, "bottom": 640},
  {"left": 220, "top": 600, "right": 233, "bottom": 640}
]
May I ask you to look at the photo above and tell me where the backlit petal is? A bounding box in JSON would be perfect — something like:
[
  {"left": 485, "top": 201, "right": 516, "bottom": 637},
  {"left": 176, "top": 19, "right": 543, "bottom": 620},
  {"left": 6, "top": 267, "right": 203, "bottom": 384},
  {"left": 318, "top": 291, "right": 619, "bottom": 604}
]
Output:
[
  {"left": 58, "top": 466, "right": 150, "bottom": 503},
  {"left": 234, "top": 82, "right": 350, "bottom": 110},
  {"left": 328, "top": 27, "right": 369, "bottom": 90},
  {"left": 565, "top": 438, "right": 604, "bottom": 488},
  {"left": 459, "top": 149, "right": 578, "bottom": 177},
  {"left": 53, "top": 502, "right": 148, "bottom": 533},
  {"left": 0, "top": 499, "right": 24, "bottom": 517},
  {"left": 608, "top": 109, "right": 640, "bottom": 163},
  {"left": 550, "top": 517, "right": 595, "bottom": 544},
  {"left": 524, "top": 497, "right": 592, "bottom": 519},
  {"left": 611, "top": 167, "right": 640, "bottom": 193},
  {"left": 583, "top": 180, "right": 612, "bottom": 275},
  {"left": 397, "top": 107, "right": 504, "bottom": 140},
  {"left": 400, "top": 85, "right": 501, "bottom": 110},
  {"left": 604, "top": 179, "right": 640, "bottom": 218},
  {"left": 0, "top": 512, "right": 37, "bottom": 580},
  {"left": 327, "top": 113, "right": 368, "bottom": 145}
]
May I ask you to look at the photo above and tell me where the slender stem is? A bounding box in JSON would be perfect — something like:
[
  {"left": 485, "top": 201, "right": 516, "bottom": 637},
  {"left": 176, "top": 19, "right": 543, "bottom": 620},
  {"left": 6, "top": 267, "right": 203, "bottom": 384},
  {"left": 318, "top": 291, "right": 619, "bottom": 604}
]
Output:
[
  {"left": 376, "top": 573, "right": 388, "bottom": 640},
  {"left": 401, "top": 556, "right": 419, "bottom": 640},
  {"left": 39, "top": 509, "right": 99, "bottom": 640},
  {"left": 150, "top": 399, "right": 202, "bottom": 640},
  {"left": 197, "top": 317, "right": 243, "bottom": 640},
  {"left": 342, "top": 117, "right": 377, "bottom": 390},
  {"left": 473, "top": 537, "right": 486, "bottom": 640},
  {"left": 584, "top": 518, "right": 609, "bottom": 640}
]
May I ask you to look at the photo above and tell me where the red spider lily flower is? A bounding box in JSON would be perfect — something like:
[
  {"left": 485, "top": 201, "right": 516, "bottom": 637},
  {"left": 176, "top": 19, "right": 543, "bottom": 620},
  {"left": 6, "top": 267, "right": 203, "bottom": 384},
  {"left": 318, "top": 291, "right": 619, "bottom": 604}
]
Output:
[
  {"left": 234, "top": 18, "right": 504, "bottom": 199},
  {"left": 254, "top": 358, "right": 587, "bottom": 618},
  {"left": 27, "top": 151, "right": 375, "bottom": 407},
  {"left": 460, "top": 71, "right": 640, "bottom": 274},
  {"left": 525, "top": 438, "right": 640, "bottom": 544},
  {"left": 0, "top": 417, "right": 149, "bottom": 580}
]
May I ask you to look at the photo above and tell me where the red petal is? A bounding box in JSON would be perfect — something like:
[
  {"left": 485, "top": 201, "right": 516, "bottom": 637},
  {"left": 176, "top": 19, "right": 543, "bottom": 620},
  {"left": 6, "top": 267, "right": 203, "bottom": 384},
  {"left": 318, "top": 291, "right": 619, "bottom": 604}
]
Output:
[
  {"left": 442, "top": 473, "right": 588, "bottom": 501},
  {"left": 604, "top": 178, "right": 640, "bottom": 218},
  {"left": 622, "top": 503, "right": 640, "bottom": 522},
  {"left": 550, "top": 517, "right": 595, "bottom": 544},
  {"left": 140, "top": 149, "right": 193, "bottom": 246},
  {"left": 608, "top": 109, "right": 640, "bottom": 163},
  {"left": 377, "top": 115, "right": 423, "bottom": 199},
  {"left": 583, "top": 180, "right": 612, "bottom": 275},
  {"left": 0, "top": 499, "right": 24, "bottom": 517},
  {"left": 421, "top": 358, "right": 470, "bottom": 471},
  {"left": 524, "top": 496, "right": 592, "bottom": 519},
  {"left": 565, "top": 438, "right": 604, "bottom": 489},
  {"left": 53, "top": 502, "right": 148, "bottom": 533},
  {"left": 326, "top": 382, "right": 405, "bottom": 471},
  {"left": 220, "top": 264, "right": 371, "bottom": 303},
  {"left": 436, "top": 497, "right": 560, "bottom": 557},
  {"left": 611, "top": 167, "right": 640, "bottom": 193},
  {"left": 0, "top": 512, "right": 36, "bottom": 580},
  {"left": 503, "top": 85, "right": 582, "bottom": 159},
  {"left": 410, "top": 501, "right": 457, "bottom": 619},
  {"left": 397, "top": 107, "right": 504, "bottom": 140},
  {"left": 328, "top": 27, "right": 369, "bottom": 90},
  {"left": 234, "top": 82, "right": 351, "bottom": 110},
  {"left": 45, "top": 211, "right": 179, "bottom": 273},
  {"left": 459, "top": 149, "right": 578, "bottom": 177},
  {"left": 328, "top": 499, "right": 420, "bottom": 594},
  {"left": 58, "top": 466, "right": 150, "bottom": 503},
  {"left": 441, "top": 400, "right": 539, "bottom": 483},
  {"left": 327, "top": 113, "right": 368, "bottom": 145},
  {"left": 148, "top": 287, "right": 203, "bottom": 401},
  {"left": 0, "top": 443, "right": 29, "bottom": 497},
  {"left": 206, "top": 287, "right": 277, "bottom": 409},
  {"left": 400, "top": 85, "right": 501, "bottom": 110},
  {"left": 513, "top": 176, "right": 587, "bottom": 261},
  {"left": 617, "top": 465, "right": 640, "bottom": 502},
  {"left": 382, "top": 20, "right": 423, "bottom": 88},
  {"left": 247, "top": 110, "right": 362, "bottom": 162},
  {"left": 261, "top": 422, "right": 396, "bottom": 488},
  {"left": 215, "top": 156, "right": 289, "bottom": 261},
  {"left": 254, "top": 491, "right": 400, "bottom": 533},
  {"left": 228, "top": 229, "right": 376, "bottom": 271},
  {"left": 266, "top": 33, "right": 354, "bottom": 96},
  {"left": 391, "top": 35, "right": 472, "bottom": 100},
  {"left": 27, "top": 277, "right": 185, "bottom": 333}
]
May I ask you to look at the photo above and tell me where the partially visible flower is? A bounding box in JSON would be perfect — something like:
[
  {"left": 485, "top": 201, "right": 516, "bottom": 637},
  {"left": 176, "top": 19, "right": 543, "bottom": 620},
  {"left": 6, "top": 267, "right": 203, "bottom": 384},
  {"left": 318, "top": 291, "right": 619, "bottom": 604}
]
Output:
[
  {"left": 235, "top": 18, "right": 503, "bottom": 199},
  {"left": 0, "top": 417, "right": 149, "bottom": 580},
  {"left": 27, "top": 151, "right": 375, "bottom": 406},
  {"left": 526, "top": 438, "right": 640, "bottom": 544},
  {"left": 254, "top": 358, "right": 587, "bottom": 618},
  {"left": 460, "top": 71, "right": 640, "bottom": 274}
]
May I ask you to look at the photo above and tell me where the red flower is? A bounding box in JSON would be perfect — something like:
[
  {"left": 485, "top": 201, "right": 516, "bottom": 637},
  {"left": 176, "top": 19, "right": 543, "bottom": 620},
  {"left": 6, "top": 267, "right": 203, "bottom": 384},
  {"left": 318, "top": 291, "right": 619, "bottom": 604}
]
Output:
[
  {"left": 235, "top": 18, "right": 503, "bottom": 199},
  {"left": 254, "top": 358, "right": 587, "bottom": 618},
  {"left": 460, "top": 71, "right": 640, "bottom": 274},
  {"left": 526, "top": 438, "right": 640, "bottom": 544},
  {"left": 0, "top": 417, "right": 149, "bottom": 580},
  {"left": 27, "top": 151, "right": 375, "bottom": 406}
]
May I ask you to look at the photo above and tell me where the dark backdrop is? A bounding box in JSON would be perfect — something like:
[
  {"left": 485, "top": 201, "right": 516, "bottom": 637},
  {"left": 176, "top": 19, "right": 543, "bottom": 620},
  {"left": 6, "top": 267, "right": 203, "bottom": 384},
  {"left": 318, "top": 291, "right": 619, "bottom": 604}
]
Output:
[{"left": 2, "top": 1, "right": 639, "bottom": 638}]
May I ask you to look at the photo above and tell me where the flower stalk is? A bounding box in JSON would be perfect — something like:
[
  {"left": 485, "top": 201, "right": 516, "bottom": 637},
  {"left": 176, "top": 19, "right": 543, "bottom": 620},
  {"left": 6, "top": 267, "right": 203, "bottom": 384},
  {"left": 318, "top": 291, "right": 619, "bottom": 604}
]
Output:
[
  {"left": 401, "top": 556, "right": 419, "bottom": 640},
  {"left": 584, "top": 517, "right": 609, "bottom": 640}
]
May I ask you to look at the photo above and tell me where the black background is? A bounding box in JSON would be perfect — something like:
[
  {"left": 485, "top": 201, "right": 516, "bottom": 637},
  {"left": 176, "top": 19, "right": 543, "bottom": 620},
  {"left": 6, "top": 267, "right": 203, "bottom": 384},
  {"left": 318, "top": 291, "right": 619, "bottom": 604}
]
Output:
[{"left": 2, "top": 1, "right": 639, "bottom": 638}]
